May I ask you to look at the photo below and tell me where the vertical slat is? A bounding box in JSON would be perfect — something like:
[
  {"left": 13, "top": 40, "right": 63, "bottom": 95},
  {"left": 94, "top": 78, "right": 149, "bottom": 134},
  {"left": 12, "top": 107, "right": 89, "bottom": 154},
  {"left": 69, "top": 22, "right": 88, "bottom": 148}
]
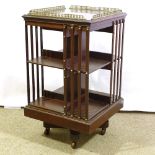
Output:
[
  {"left": 63, "top": 25, "right": 67, "bottom": 115},
  {"left": 70, "top": 25, "right": 74, "bottom": 116},
  {"left": 116, "top": 20, "right": 122, "bottom": 100},
  {"left": 77, "top": 26, "right": 82, "bottom": 118},
  {"left": 85, "top": 27, "right": 89, "bottom": 120},
  {"left": 35, "top": 26, "right": 40, "bottom": 99},
  {"left": 25, "top": 24, "right": 30, "bottom": 103},
  {"left": 40, "top": 27, "right": 44, "bottom": 96},
  {"left": 110, "top": 22, "right": 116, "bottom": 104},
  {"left": 119, "top": 19, "right": 125, "bottom": 97},
  {"left": 113, "top": 21, "right": 119, "bottom": 102},
  {"left": 30, "top": 26, "right": 35, "bottom": 101}
]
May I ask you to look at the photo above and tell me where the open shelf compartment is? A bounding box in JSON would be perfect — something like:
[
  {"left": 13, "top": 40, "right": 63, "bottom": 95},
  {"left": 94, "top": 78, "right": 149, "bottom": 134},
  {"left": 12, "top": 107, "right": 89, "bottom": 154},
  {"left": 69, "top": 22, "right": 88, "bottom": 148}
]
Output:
[
  {"left": 29, "top": 87, "right": 110, "bottom": 120},
  {"left": 28, "top": 49, "right": 112, "bottom": 73}
]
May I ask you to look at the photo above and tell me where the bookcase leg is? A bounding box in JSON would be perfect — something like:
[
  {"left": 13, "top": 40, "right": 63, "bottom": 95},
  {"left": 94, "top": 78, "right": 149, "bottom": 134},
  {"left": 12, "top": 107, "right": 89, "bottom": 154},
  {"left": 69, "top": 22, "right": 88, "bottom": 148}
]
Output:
[
  {"left": 43, "top": 122, "right": 63, "bottom": 135},
  {"left": 44, "top": 128, "right": 50, "bottom": 135},
  {"left": 70, "top": 130, "right": 80, "bottom": 149},
  {"left": 99, "top": 120, "right": 109, "bottom": 135},
  {"left": 43, "top": 122, "right": 51, "bottom": 135}
]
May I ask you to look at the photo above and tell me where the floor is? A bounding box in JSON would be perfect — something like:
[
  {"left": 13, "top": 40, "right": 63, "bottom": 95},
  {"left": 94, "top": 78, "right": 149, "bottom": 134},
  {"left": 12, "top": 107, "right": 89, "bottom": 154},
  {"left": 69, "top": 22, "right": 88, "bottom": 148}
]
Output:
[{"left": 0, "top": 108, "right": 155, "bottom": 155}]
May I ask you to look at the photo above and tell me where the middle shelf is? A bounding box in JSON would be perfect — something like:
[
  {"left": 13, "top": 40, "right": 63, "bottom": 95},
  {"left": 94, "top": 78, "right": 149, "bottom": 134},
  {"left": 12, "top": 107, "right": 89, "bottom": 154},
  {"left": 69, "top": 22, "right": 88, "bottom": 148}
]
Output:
[{"left": 28, "top": 50, "right": 112, "bottom": 73}]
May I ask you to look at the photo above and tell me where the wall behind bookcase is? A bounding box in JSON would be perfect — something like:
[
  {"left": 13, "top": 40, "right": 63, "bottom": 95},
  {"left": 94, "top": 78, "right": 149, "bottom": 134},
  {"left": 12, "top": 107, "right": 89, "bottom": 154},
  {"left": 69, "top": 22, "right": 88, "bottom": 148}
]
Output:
[{"left": 0, "top": 0, "right": 155, "bottom": 111}]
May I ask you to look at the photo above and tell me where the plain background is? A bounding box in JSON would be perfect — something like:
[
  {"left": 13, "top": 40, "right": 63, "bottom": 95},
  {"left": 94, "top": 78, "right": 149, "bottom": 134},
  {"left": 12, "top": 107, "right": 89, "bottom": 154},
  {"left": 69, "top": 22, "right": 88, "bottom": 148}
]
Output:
[{"left": 0, "top": 0, "right": 155, "bottom": 111}]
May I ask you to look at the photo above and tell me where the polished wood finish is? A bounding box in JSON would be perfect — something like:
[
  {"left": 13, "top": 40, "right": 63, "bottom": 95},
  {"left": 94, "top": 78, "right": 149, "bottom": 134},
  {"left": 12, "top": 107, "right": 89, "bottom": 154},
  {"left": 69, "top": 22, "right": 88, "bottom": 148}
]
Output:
[{"left": 23, "top": 11, "right": 126, "bottom": 148}]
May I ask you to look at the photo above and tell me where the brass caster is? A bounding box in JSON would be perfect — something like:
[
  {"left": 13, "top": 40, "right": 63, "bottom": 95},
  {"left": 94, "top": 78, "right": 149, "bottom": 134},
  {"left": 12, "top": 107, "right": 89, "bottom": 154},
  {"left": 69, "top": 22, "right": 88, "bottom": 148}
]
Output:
[
  {"left": 71, "top": 141, "right": 77, "bottom": 149},
  {"left": 44, "top": 128, "right": 50, "bottom": 135},
  {"left": 70, "top": 130, "right": 79, "bottom": 148},
  {"left": 100, "top": 128, "right": 106, "bottom": 135}
]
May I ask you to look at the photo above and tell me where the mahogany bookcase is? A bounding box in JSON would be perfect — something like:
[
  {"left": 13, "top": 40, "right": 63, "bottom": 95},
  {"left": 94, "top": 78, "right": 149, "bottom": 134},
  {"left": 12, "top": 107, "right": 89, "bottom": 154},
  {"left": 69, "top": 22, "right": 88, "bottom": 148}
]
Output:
[{"left": 23, "top": 5, "right": 126, "bottom": 148}]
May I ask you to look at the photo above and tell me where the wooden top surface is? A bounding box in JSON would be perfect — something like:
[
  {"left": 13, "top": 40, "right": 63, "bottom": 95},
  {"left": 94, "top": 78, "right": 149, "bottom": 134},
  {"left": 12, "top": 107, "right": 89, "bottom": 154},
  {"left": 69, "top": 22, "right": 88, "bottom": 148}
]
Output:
[{"left": 23, "top": 5, "right": 126, "bottom": 25}]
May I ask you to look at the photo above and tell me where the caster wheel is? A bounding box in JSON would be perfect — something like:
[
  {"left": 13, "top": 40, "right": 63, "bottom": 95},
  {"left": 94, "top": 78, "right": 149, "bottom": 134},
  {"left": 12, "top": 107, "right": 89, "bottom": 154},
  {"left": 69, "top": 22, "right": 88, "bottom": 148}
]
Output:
[
  {"left": 44, "top": 128, "right": 50, "bottom": 135},
  {"left": 100, "top": 128, "right": 106, "bottom": 135},
  {"left": 71, "top": 141, "right": 77, "bottom": 149}
]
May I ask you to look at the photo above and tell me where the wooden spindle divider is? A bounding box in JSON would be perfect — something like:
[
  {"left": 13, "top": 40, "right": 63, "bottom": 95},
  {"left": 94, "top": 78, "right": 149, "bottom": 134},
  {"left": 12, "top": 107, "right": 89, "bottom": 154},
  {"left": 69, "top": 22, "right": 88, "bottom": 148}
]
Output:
[
  {"left": 25, "top": 24, "right": 30, "bottom": 103},
  {"left": 110, "top": 22, "right": 116, "bottom": 104},
  {"left": 84, "top": 27, "right": 90, "bottom": 120},
  {"left": 77, "top": 26, "right": 82, "bottom": 118},
  {"left": 70, "top": 25, "right": 75, "bottom": 117},
  {"left": 113, "top": 21, "right": 119, "bottom": 102},
  {"left": 30, "top": 26, "right": 35, "bottom": 101},
  {"left": 40, "top": 28, "right": 44, "bottom": 96},
  {"left": 35, "top": 26, "right": 40, "bottom": 99},
  {"left": 63, "top": 25, "right": 67, "bottom": 115},
  {"left": 116, "top": 20, "right": 122, "bottom": 100},
  {"left": 119, "top": 19, "right": 125, "bottom": 98}
]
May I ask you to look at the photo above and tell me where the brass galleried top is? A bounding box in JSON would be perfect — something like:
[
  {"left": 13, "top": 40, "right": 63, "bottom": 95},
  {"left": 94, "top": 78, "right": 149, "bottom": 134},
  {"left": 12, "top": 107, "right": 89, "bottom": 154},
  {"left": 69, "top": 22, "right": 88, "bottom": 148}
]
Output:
[{"left": 27, "top": 5, "right": 122, "bottom": 21}]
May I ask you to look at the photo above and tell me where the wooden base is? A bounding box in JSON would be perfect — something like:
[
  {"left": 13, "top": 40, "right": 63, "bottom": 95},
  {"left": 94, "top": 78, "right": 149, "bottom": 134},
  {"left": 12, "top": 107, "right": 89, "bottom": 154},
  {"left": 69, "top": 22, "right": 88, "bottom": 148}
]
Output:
[
  {"left": 43, "top": 120, "right": 109, "bottom": 148},
  {"left": 24, "top": 98, "right": 123, "bottom": 134},
  {"left": 24, "top": 97, "right": 123, "bottom": 149}
]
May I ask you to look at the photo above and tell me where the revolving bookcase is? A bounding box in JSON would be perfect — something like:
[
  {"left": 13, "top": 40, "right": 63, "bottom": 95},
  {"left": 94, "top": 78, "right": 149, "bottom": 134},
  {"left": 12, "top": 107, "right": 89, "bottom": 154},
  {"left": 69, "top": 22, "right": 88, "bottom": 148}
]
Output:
[{"left": 23, "top": 5, "right": 126, "bottom": 148}]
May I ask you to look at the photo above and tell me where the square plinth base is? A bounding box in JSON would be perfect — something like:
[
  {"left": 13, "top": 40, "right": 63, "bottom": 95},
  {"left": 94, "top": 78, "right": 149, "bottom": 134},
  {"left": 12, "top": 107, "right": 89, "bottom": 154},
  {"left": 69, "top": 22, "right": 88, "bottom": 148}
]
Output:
[{"left": 24, "top": 98, "right": 123, "bottom": 134}]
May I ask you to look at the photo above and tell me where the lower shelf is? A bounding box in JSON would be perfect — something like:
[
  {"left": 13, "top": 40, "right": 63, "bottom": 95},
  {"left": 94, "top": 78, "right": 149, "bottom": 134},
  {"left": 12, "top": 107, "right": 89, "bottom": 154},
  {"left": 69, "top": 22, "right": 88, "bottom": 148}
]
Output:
[
  {"left": 30, "top": 97, "right": 64, "bottom": 113},
  {"left": 30, "top": 94, "right": 109, "bottom": 119},
  {"left": 88, "top": 98, "right": 109, "bottom": 119}
]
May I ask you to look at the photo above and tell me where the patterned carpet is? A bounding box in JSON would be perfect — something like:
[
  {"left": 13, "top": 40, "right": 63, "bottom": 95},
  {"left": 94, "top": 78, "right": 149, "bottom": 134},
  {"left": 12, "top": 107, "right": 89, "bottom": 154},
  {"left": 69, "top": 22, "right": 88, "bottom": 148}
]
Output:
[{"left": 0, "top": 108, "right": 155, "bottom": 155}]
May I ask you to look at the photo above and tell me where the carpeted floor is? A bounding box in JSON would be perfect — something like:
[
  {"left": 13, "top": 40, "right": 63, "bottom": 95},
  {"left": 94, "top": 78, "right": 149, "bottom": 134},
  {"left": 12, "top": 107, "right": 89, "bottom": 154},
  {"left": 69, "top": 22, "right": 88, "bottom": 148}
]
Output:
[{"left": 0, "top": 109, "right": 155, "bottom": 155}]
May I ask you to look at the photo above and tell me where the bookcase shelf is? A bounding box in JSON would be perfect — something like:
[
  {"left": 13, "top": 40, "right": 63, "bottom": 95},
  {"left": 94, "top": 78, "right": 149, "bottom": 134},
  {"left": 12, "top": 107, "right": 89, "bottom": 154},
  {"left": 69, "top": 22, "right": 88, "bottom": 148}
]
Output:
[
  {"left": 29, "top": 88, "right": 110, "bottom": 119},
  {"left": 28, "top": 50, "right": 111, "bottom": 73}
]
